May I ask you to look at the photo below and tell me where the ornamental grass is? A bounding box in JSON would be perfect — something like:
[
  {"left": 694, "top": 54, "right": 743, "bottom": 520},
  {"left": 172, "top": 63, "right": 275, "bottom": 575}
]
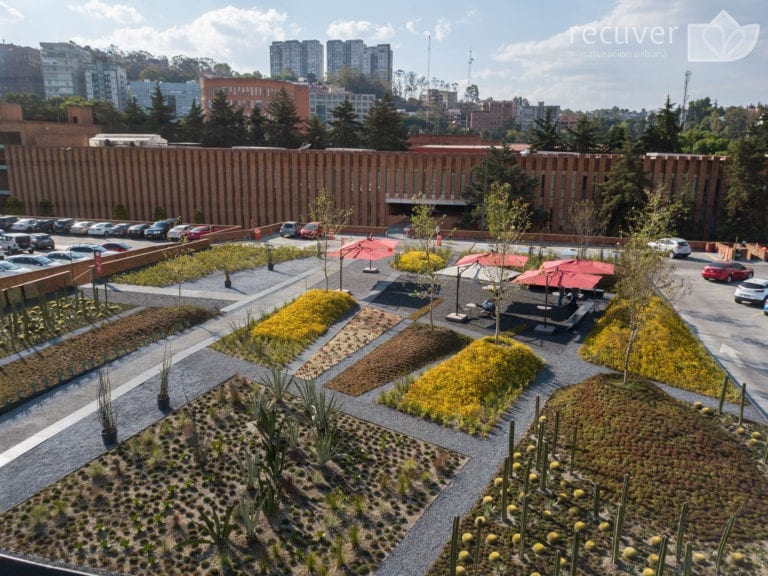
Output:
[
  {"left": 386, "top": 335, "right": 543, "bottom": 435},
  {"left": 392, "top": 250, "right": 446, "bottom": 273},
  {"left": 579, "top": 295, "right": 734, "bottom": 400}
]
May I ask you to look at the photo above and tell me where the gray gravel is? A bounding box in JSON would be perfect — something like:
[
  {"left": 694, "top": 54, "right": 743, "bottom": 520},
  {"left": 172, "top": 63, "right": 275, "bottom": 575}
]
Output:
[{"left": 0, "top": 251, "right": 762, "bottom": 576}]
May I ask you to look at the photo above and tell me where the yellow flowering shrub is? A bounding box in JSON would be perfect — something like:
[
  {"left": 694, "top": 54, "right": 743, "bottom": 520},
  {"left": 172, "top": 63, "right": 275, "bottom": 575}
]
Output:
[
  {"left": 398, "top": 336, "right": 543, "bottom": 435},
  {"left": 580, "top": 296, "right": 734, "bottom": 400},
  {"left": 393, "top": 250, "right": 445, "bottom": 273},
  {"left": 251, "top": 289, "right": 355, "bottom": 344}
]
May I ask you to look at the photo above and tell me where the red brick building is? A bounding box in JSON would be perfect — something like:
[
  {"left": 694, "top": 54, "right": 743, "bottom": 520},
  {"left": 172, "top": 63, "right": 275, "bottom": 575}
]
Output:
[{"left": 199, "top": 78, "right": 310, "bottom": 121}]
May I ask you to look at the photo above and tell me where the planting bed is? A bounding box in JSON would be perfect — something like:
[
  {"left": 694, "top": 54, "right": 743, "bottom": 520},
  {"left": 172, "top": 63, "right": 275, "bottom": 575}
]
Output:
[
  {"left": 426, "top": 374, "right": 768, "bottom": 576},
  {"left": 0, "top": 373, "right": 465, "bottom": 575}
]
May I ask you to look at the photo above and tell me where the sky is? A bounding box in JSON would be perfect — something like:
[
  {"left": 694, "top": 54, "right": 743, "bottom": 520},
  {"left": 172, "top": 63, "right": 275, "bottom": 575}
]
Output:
[{"left": 1, "top": 0, "right": 766, "bottom": 112}]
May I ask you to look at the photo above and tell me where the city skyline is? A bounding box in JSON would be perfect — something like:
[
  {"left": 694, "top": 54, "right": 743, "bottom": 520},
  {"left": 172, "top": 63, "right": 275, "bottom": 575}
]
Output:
[{"left": 1, "top": 0, "right": 766, "bottom": 111}]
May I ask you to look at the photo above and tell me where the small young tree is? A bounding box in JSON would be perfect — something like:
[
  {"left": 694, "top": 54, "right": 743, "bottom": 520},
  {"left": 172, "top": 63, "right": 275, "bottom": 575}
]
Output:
[
  {"left": 485, "top": 182, "right": 531, "bottom": 342},
  {"left": 616, "top": 185, "right": 685, "bottom": 384},
  {"left": 309, "top": 188, "right": 353, "bottom": 290},
  {"left": 408, "top": 198, "right": 445, "bottom": 328},
  {"left": 568, "top": 199, "right": 608, "bottom": 258}
]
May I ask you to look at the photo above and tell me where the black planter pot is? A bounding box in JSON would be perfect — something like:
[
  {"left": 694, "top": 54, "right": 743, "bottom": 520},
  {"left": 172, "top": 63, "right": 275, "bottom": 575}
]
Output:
[
  {"left": 101, "top": 428, "right": 118, "bottom": 446},
  {"left": 157, "top": 393, "right": 171, "bottom": 411},
  {"left": 224, "top": 278, "right": 232, "bottom": 288}
]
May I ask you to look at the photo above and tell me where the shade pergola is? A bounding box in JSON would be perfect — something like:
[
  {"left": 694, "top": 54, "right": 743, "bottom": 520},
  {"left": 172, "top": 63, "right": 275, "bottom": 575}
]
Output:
[{"left": 514, "top": 268, "right": 602, "bottom": 327}]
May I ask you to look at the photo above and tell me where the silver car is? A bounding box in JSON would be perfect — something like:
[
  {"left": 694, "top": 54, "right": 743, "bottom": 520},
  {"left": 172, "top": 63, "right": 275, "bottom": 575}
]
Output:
[
  {"left": 647, "top": 237, "right": 691, "bottom": 259},
  {"left": 734, "top": 278, "right": 768, "bottom": 305}
]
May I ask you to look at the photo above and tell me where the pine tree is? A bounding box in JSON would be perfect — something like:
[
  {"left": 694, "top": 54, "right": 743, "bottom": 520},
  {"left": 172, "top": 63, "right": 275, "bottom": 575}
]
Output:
[
  {"left": 362, "top": 93, "right": 409, "bottom": 151},
  {"left": 147, "top": 83, "right": 176, "bottom": 140},
  {"left": 264, "top": 88, "right": 303, "bottom": 148},
  {"left": 178, "top": 99, "right": 204, "bottom": 143},
  {"left": 328, "top": 98, "right": 362, "bottom": 148},
  {"left": 529, "top": 108, "right": 562, "bottom": 151},
  {"left": 202, "top": 90, "right": 236, "bottom": 148},
  {"left": 123, "top": 96, "right": 147, "bottom": 132},
  {"left": 303, "top": 115, "right": 328, "bottom": 150},
  {"left": 567, "top": 116, "right": 600, "bottom": 153},
  {"left": 599, "top": 137, "right": 650, "bottom": 235},
  {"left": 248, "top": 106, "right": 266, "bottom": 146}
]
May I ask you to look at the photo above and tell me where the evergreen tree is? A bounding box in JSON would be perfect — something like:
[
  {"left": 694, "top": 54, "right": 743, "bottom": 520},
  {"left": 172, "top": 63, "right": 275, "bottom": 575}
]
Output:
[
  {"left": 123, "top": 97, "right": 147, "bottom": 132},
  {"left": 528, "top": 108, "right": 562, "bottom": 151},
  {"left": 230, "top": 107, "right": 249, "bottom": 146},
  {"left": 720, "top": 114, "right": 768, "bottom": 242},
  {"left": 202, "top": 90, "right": 236, "bottom": 148},
  {"left": 328, "top": 98, "right": 362, "bottom": 148},
  {"left": 178, "top": 99, "right": 204, "bottom": 143},
  {"left": 462, "top": 144, "right": 537, "bottom": 229},
  {"left": 567, "top": 116, "right": 600, "bottom": 153},
  {"left": 264, "top": 88, "right": 303, "bottom": 148},
  {"left": 605, "top": 124, "right": 630, "bottom": 152},
  {"left": 248, "top": 106, "right": 266, "bottom": 146},
  {"left": 599, "top": 137, "right": 650, "bottom": 235},
  {"left": 303, "top": 115, "right": 328, "bottom": 150},
  {"left": 362, "top": 93, "right": 409, "bottom": 151},
  {"left": 639, "top": 97, "right": 680, "bottom": 152},
  {"left": 147, "top": 83, "right": 176, "bottom": 140}
]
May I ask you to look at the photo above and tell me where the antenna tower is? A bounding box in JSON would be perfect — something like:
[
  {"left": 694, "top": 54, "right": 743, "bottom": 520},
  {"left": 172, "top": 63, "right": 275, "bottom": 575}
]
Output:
[{"left": 681, "top": 70, "right": 692, "bottom": 130}]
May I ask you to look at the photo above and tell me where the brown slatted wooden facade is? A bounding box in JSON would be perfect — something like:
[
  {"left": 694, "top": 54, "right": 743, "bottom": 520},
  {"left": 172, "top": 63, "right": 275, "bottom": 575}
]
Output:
[{"left": 6, "top": 147, "right": 727, "bottom": 239}]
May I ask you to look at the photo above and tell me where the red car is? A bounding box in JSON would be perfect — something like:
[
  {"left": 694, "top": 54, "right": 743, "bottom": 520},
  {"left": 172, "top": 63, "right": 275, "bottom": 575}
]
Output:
[
  {"left": 298, "top": 222, "right": 323, "bottom": 240},
  {"left": 702, "top": 261, "right": 754, "bottom": 283},
  {"left": 183, "top": 225, "right": 213, "bottom": 241}
]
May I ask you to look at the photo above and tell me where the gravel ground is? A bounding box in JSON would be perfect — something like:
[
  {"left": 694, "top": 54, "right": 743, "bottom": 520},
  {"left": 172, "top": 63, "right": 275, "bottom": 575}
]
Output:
[{"left": 1, "top": 252, "right": 762, "bottom": 576}]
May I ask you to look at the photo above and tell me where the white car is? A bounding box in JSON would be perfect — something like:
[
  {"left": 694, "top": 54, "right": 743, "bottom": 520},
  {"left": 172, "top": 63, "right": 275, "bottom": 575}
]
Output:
[
  {"left": 46, "top": 250, "right": 89, "bottom": 264},
  {"left": 10, "top": 218, "right": 38, "bottom": 232},
  {"left": 168, "top": 224, "right": 193, "bottom": 241},
  {"left": 67, "top": 244, "right": 119, "bottom": 258},
  {"left": 0, "top": 260, "right": 32, "bottom": 274},
  {"left": 734, "top": 278, "right": 768, "bottom": 306},
  {"left": 69, "top": 221, "right": 95, "bottom": 234},
  {"left": 87, "top": 222, "right": 115, "bottom": 237},
  {"left": 647, "top": 237, "right": 691, "bottom": 259}
]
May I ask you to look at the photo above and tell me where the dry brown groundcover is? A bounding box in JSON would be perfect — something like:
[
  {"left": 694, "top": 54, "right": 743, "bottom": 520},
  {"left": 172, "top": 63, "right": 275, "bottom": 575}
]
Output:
[{"left": 325, "top": 322, "right": 471, "bottom": 396}]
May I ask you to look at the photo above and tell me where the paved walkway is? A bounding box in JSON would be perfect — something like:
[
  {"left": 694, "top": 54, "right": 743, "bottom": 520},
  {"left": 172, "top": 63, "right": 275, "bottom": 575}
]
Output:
[{"left": 0, "top": 239, "right": 763, "bottom": 576}]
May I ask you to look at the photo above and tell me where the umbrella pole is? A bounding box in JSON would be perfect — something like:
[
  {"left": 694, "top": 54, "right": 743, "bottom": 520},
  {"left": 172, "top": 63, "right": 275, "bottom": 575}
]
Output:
[
  {"left": 339, "top": 255, "right": 343, "bottom": 290},
  {"left": 544, "top": 275, "right": 549, "bottom": 326},
  {"left": 455, "top": 269, "right": 461, "bottom": 314}
]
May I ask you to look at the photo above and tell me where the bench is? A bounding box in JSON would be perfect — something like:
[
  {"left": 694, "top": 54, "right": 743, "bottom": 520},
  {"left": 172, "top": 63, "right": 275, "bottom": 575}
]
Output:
[
  {"left": 564, "top": 301, "right": 594, "bottom": 331},
  {"left": 464, "top": 302, "right": 492, "bottom": 319}
]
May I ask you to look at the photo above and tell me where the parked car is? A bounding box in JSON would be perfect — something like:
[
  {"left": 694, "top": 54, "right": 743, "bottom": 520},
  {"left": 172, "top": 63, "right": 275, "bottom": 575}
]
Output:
[
  {"left": 29, "top": 233, "right": 55, "bottom": 250},
  {"left": 101, "top": 241, "right": 132, "bottom": 252},
  {"left": 647, "top": 237, "right": 691, "bottom": 258},
  {"left": 702, "top": 261, "right": 754, "bottom": 283},
  {"left": 0, "top": 215, "right": 18, "bottom": 229},
  {"left": 46, "top": 250, "right": 88, "bottom": 264},
  {"left": 144, "top": 219, "right": 176, "bottom": 240},
  {"left": 111, "top": 223, "right": 131, "bottom": 237},
  {"left": 168, "top": 224, "right": 193, "bottom": 241},
  {"left": 67, "top": 244, "right": 118, "bottom": 258},
  {"left": 764, "top": 298, "right": 768, "bottom": 316},
  {"left": 87, "top": 222, "right": 115, "bottom": 237},
  {"left": 183, "top": 225, "right": 214, "bottom": 241},
  {"left": 53, "top": 218, "right": 76, "bottom": 233},
  {"left": 6, "top": 254, "right": 55, "bottom": 268},
  {"left": 33, "top": 218, "right": 56, "bottom": 233},
  {"left": 10, "top": 218, "right": 38, "bottom": 232},
  {"left": 127, "top": 223, "right": 150, "bottom": 239},
  {"left": 734, "top": 278, "right": 768, "bottom": 305},
  {"left": 69, "top": 220, "right": 95, "bottom": 234},
  {"left": 1, "top": 232, "right": 33, "bottom": 254},
  {"left": 279, "top": 221, "right": 300, "bottom": 238},
  {"left": 298, "top": 222, "right": 323, "bottom": 240},
  {"left": 0, "top": 260, "right": 32, "bottom": 274}
]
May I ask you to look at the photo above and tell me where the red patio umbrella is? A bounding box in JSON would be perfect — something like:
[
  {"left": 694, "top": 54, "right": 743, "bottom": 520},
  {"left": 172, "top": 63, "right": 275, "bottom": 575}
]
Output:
[
  {"left": 456, "top": 252, "right": 529, "bottom": 268},
  {"left": 514, "top": 268, "right": 602, "bottom": 326},
  {"left": 327, "top": 236, "right": 399, "bottom": 289},
  {"left": 539, "top": 258, "right": 615, "bottom": 276}
]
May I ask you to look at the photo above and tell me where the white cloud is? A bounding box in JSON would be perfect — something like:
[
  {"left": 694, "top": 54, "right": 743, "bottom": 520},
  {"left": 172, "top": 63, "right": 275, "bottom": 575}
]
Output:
[
  {"left": 67, "top": 0, "right": 143, "bottom": 25},
  {"left": 405, "top": 17, "right": 452, "bottom": 41},
  {"left": 74, "top": 7, "right": 296, "bottom": 70},
  {"left": 326, "top": 20, "right": 395, "bottom": 43},
  {"left": 0, "top": 1, "right": 23, "bottom": 22}
]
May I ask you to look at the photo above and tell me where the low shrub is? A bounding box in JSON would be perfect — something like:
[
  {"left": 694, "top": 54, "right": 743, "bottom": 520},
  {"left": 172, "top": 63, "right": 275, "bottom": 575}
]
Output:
[
  {"left": 579, "top": 295, "right": 733, "bottom": 400},
  {"left": 385, "top": 335, "right": 543, "bottom": 435},
  {"left": 392, "top": 250, "right": 445, "bottom": 273}
]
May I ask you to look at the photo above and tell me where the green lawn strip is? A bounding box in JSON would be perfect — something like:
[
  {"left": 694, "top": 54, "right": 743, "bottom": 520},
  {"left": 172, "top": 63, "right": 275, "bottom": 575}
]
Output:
[{"left": 0, "top": 305, "right": 213, "bottom": 415}]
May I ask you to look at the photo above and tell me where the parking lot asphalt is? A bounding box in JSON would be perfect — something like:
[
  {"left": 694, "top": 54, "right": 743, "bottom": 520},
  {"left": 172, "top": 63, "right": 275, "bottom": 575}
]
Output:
[{"left": 0, "top": 234, "right": 764, "bottom": 576}]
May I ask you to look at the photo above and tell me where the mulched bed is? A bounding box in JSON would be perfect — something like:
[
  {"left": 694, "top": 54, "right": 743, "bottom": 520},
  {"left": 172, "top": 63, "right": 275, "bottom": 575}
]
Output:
[
  {"left": 0, "top": 305, "right": 214, "bottom": 415},
  {"left": 325, "top": 322, "right": 471, "bottom": 396}
]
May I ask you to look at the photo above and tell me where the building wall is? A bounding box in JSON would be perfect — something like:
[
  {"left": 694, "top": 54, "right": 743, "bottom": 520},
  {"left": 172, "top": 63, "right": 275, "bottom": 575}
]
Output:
[
  {"left": 5, "top": 146, "right": 728, "bottom": 240},
  {"left": 0, "top": 103, "right": 98, "bottom": 147},
  {"left": 129, "top": 80, "right": 201, "bottom": 118},
  {"left": 0, "top": 43, "right": 44, "bottom": 99},
  {"left": 40, "top": 42, "right": 92, "bottom": 99},
  {"left": 199, "top": 78, "right": 310, "bottom": 121}
]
